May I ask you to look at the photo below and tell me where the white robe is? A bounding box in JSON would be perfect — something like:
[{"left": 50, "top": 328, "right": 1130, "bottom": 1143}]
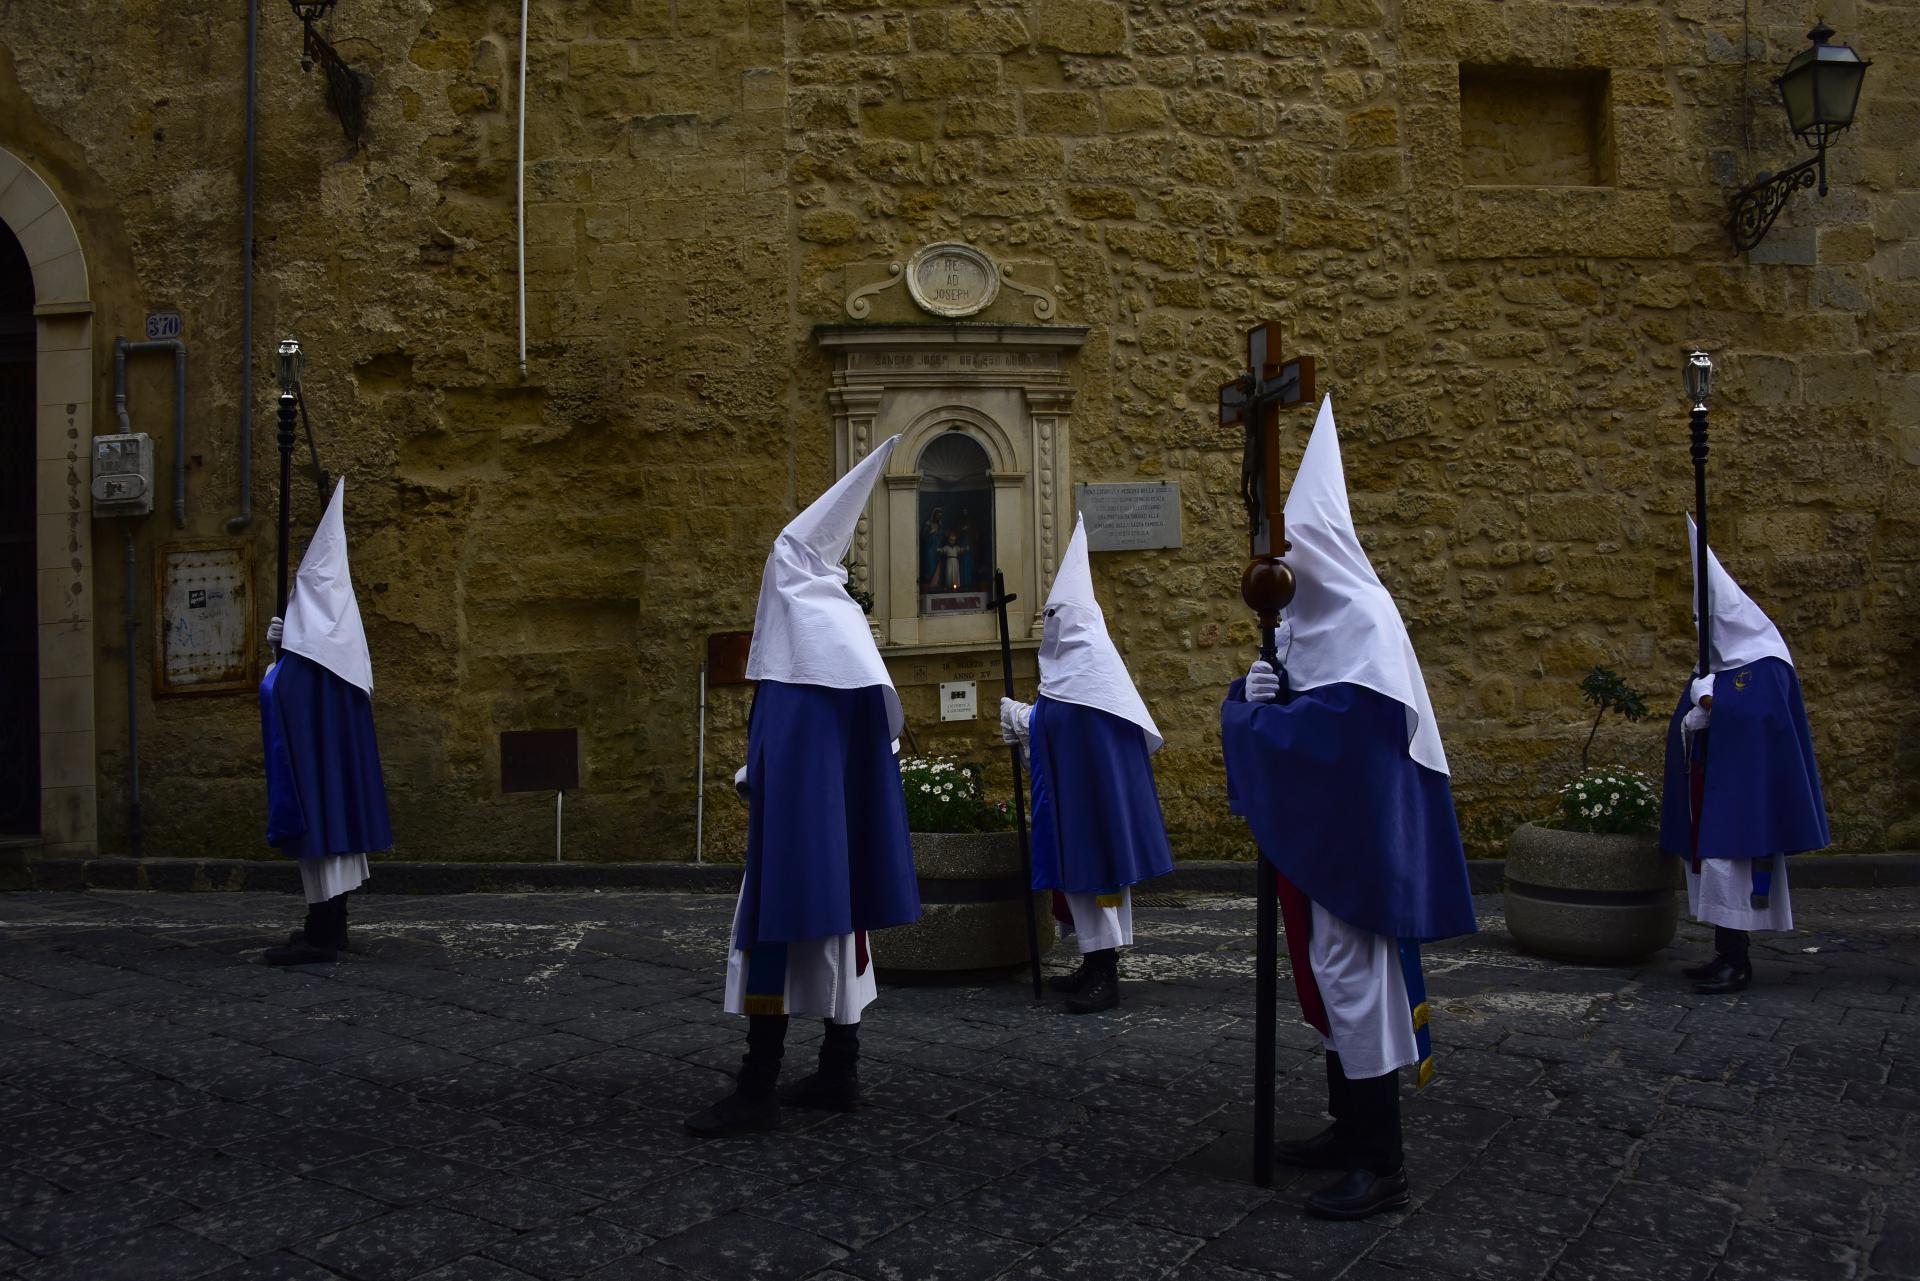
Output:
[
  {"left": 299, "top": 854, "right": 368, "bottom": 906},
  {"left": 1308, "top": 899, "right": 1417, "bottom": 1081},
  {"left": 722, "top": 889, "right": 876, "bottom": 1025},
  {"left": 1687, "top": 852, "right": 1793, "bottom": 933},
  {"left": 1060, "top": 889, "right": 1132, "bottom": 953}
]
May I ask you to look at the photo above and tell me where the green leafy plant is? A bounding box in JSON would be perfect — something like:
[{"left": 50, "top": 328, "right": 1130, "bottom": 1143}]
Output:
[
  {"left": 1558, "top": 769, "right": 1659, "bottom": 835},
  {"left": 1578, "top": 666, "right": 1649, "bottom": 773},
  {"left": 900, "top": 756, "right": 1012, "bottom": 834}
]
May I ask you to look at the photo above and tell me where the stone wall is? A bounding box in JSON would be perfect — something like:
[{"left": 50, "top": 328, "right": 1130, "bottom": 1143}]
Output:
[{"left": 2, "top": 0, "right": 1914, "bottom": 861}]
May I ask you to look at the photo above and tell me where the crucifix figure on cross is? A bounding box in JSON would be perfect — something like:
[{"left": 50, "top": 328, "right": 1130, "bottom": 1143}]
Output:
[{"left": 1219, "top": 321, "right": 1316, "bottom": 1192}]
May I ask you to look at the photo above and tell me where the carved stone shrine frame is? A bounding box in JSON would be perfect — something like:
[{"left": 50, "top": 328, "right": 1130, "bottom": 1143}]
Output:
[{"left": 815, "top": 324, "right": 1089, "bottom": 652}]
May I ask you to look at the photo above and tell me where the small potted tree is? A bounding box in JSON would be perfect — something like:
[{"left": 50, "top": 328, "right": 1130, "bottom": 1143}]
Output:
[
  {"left": 868, "top": 757, "right": 1053, "bottom": 976},
  {"left": 1505, "top": 667, "right": 1679, "bottom": 965}
]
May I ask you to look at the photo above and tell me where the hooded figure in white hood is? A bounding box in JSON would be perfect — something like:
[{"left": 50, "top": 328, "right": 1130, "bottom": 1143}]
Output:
[
  {"left": 999, "top": 515, "right": 1174, "bottom": 1013},
  {"left": 1660, "top": 518, "right": 1828, "bottom": 995},
  {"left": 686, "top": 436, "right": 922, "bottom": 1139},
  {"left": 259, "top": 479, "right": 392, "bottom": 966},
  {"left": 1220, "top": 398, "right": 1476, "bottom": 1221}
]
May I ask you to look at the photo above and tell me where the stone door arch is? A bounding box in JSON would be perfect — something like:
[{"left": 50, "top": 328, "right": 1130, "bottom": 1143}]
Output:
[{"left": 0, "top": 146, "right": 96, "bottom": 854}]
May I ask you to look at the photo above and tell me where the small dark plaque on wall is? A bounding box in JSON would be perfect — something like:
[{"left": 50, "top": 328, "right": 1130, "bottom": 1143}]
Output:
[
  {"left": 707, "top": 631, "right": 754, "bottom": 686},
  {"left": 500, "top": 729, "right": 580, "bottom": 794}
]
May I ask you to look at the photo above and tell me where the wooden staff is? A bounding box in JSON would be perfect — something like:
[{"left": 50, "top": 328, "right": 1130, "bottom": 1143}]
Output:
[{"left": 992, "top": 569, "right": 1044, "bottom": 1001}]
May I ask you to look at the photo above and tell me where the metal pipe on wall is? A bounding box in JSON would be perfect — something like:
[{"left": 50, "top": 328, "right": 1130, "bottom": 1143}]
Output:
[
  {"left": 516, "top": 0, "right": 529, "bottom": 375},
  {"left": 114, "top": 337, "right": 189, "bottom": 527},
  {"left": 124, "top": 529, "right": 142, "bottom": 858},
  {"left": 227, "top": 0, "right": 260, "bottom": 533}
]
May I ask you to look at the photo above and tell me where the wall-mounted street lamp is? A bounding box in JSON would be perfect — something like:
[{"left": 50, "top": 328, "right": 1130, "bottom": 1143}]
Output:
[{"left": 1729, "top": 21, "right": 1870, "bottom": 252}]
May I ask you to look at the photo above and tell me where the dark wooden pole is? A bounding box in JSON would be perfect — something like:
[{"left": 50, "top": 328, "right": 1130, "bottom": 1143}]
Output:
[
  {"left": 993, "top": 570, "right": 1043, "bottom": 1000},
  {"left": 1242, "top": 394, "right": 1296, "bottom": 1191},
  {"left": 275, "top": 385, "right": 297, "bottom": 616}
]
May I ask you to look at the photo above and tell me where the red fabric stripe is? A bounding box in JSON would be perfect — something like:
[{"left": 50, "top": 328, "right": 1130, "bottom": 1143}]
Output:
[
  {"left": 1050, "top": 890, "right": 1071, "bottom": 929},
  {"left": 1274, "top": 868, "right": 1331, "bottom": 1037},
  {"left": 855, "top": 930, "right": 869, "bottom": 976}
]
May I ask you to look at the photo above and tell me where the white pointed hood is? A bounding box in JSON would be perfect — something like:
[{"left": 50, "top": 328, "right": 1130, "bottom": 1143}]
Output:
[
  {"left": 1279, "top": 397, "right": 1448, "bottom": 775},
  {"left": 1037, "top": 515, "right": 1163, "bottom": 752},
  {"left": 747, "top": 436, "right": 903, "bottom": 738},
  {"left": 1687, "top": 516, "right": 1792, "bottom": 672},
  {"left": 281, "top": 478, "right": 373, "bottom": 694}
]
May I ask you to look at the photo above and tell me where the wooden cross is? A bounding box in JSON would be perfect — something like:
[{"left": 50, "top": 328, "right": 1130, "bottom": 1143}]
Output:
[
  {"left": 1219, "top": 321, "right": 1315, "bottom": 1194},
  {"left": 1218, "top": 322, "right": 1314, "bottom": 658}
]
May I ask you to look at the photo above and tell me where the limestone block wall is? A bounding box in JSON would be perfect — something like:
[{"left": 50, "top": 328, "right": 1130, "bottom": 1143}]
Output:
[{"left": 0, "top": 0, "right": 1911, "bottom": 861}]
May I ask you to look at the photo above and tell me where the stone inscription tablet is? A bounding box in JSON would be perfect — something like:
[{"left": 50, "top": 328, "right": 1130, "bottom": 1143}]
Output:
[
  {"left": 1076, "top": 482, "right": 1183, "bottom": 552},
  {"left": 906, "top": 243, "right": 999, "bottom": 318}
]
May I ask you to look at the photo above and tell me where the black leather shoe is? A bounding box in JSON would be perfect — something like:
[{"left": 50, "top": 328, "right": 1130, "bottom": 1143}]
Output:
[
  {"left": 1275, "top": 1123, "right": 1348, "bottom": 1170},
  {"left": 264, "top": 934, "right": 338, "bottom": 966},
  {"left": 1064, "top": 969, "right": 1119, "bottom": 1014},
  {"left": 1305, "top": 1168, "right": 1410, "bottom": 1220},
  {"left": 1693, "top": 958, "right": 1753, "bottom": 995},
  {"left": 779, "top": 1070, "right": 858, "bottom": 1112},
  {"left": 683, "top": 1090, "right": 779, "bottom": 1138},
  {"left": 1681, "top": 954, "right": 1725, "bottom": 980},
  {"left": 1049, "top": 959, "right": 1094, "bottom": 994}
]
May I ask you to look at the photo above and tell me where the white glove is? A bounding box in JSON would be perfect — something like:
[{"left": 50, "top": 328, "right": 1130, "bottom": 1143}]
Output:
[
  {"left": 732, "top": 765, "right": 749, "bottom": 802},
  {"left": 999, "top": 697, "right": 1033, "bottom": 747},
  {"left": 266, "top": 615, "right": 283, "bottom": 650},
  {"left": 1245, "top": 660, "right": 1281, "bottom": 704},
  {"left": 1273, "top": 618, "right": 1292, "bottom": 658},
  {"left": 1683, "top": 675, "right": 1714, "bottom": 733}
]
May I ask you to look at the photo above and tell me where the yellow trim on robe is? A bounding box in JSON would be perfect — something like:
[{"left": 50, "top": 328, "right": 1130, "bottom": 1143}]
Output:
[
  {"left": 742, "top": 994, "right": 786, "bottom": 1016},
  {"left": 1410, "top": 1000, "right": 1430, "bottom": 1031},
  {"left": 1416, "top": 1057, "right": 1435, "bottom": 1090},
  {"left": 1094, "top": 893, "right": 1124, "bottom": 909}
]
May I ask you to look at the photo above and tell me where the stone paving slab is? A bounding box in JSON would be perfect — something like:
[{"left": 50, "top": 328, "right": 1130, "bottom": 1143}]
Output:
[{"left": 0, "top": 888, "right": 1916, "bottom": 1280}]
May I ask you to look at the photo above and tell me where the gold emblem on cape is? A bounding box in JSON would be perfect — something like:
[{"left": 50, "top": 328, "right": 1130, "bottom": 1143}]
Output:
[{"left": 1734, "top": 669, "right": 1752, "bottom": 691}]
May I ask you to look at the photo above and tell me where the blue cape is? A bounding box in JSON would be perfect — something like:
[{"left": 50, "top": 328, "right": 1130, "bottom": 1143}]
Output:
[
  {"left": 1659, "top": 656, "right": 1829, "bottom": 862},
  {"left": 1026, "top": 697, "right": 1175, "bottom": 895},
  {"left": 260, "top": 652, "right": 393, "bottom": 859},
  {"left": 734, "top": 680, "right": 920, "bottom": 950},
  {"left": 1221, "top": 677, "right": 1476, "bottom": 943}
]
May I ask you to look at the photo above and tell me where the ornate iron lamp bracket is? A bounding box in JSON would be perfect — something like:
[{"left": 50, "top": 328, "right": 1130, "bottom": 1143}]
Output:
[
  {"left": 289, "top": 1, "right": 370, "bottom": 149},
  {"left": 1728, "top": 152, "right": 1824, "bottom": 253}
]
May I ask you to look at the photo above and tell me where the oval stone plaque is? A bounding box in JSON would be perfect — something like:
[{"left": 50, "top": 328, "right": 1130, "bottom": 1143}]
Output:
[{"left": 906, "top": 243, "right": 999, "bottom": 318}]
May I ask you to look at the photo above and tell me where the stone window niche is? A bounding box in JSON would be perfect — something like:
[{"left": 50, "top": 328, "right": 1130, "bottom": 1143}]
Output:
[
  {"left": 816, "top": 323, "right": 1089, "bottom": 653},
  {"left": 1459, "top": 66, "right": 1615, "bottom": 187},
  {"left": 915, "top": 432, "right": 995, "bottom": 617}
]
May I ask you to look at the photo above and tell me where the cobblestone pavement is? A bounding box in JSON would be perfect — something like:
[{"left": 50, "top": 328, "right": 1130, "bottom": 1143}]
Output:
[{"left": 0, "top": 887, "right": 1916, "bottom": 1281}]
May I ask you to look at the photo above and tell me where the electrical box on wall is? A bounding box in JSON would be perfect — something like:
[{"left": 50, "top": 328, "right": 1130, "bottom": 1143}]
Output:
[{"left": 91, "top": 433, "right": 155, "bottom": 517}]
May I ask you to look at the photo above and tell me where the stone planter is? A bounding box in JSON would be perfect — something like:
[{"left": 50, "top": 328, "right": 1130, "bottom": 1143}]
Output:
[
  {"left": 1504, "top": 823, "right": 1680, "bottom": 965},
  {"left": 870, "top": 830, "right": 1055, "bottom": 977}
]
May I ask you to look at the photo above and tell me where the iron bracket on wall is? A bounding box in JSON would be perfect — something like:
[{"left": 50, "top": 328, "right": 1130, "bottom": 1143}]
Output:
[
  {"left": 1728, "top": 151, "right": 1824, "bottom": 253},
  {"left": 291, "top": 2, "right": 371, "bottom": 149}
]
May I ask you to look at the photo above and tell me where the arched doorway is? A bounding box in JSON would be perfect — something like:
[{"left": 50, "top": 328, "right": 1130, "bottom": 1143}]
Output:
[
  {"left": 0, "top": 146, "right": 96, "bottom": 853},
  {"left": 0, "top": 225, "right": 33, "bottom": 834}
]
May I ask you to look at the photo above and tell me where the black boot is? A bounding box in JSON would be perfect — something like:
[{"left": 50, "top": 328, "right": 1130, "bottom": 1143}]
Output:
[
  {"left": 1693, "top": 927, "right": 1752, "bottom": 994},
  {"left": 1277, "top": 1051, "right": 1353, "bottom": 1169},
  {"left": 265, "top": 899, "right": 341, "bottom": 966},
  {"left": 781, "top": 1019, "right": 860, "bottom": 1111},
  {"left": 1049, "top": 955, "right": 1095, "bottom": 994},
  {"left": 1064, "top": 949, "right": 1119, "bottom": 1014},
  {"left": 1306, "top": 1067, "right": 1408, "bottom": 1220},
  {"left": 283, "top": 894, "right": 351, "bottom": 953},
  {"left": 685, "top": 1014, "right": 787, "bottom": 1137}
]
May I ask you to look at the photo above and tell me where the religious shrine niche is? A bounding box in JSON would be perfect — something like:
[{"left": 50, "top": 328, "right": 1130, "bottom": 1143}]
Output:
[{"left": 821, "top": 244, "right": 1086, "bottom": 652}]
